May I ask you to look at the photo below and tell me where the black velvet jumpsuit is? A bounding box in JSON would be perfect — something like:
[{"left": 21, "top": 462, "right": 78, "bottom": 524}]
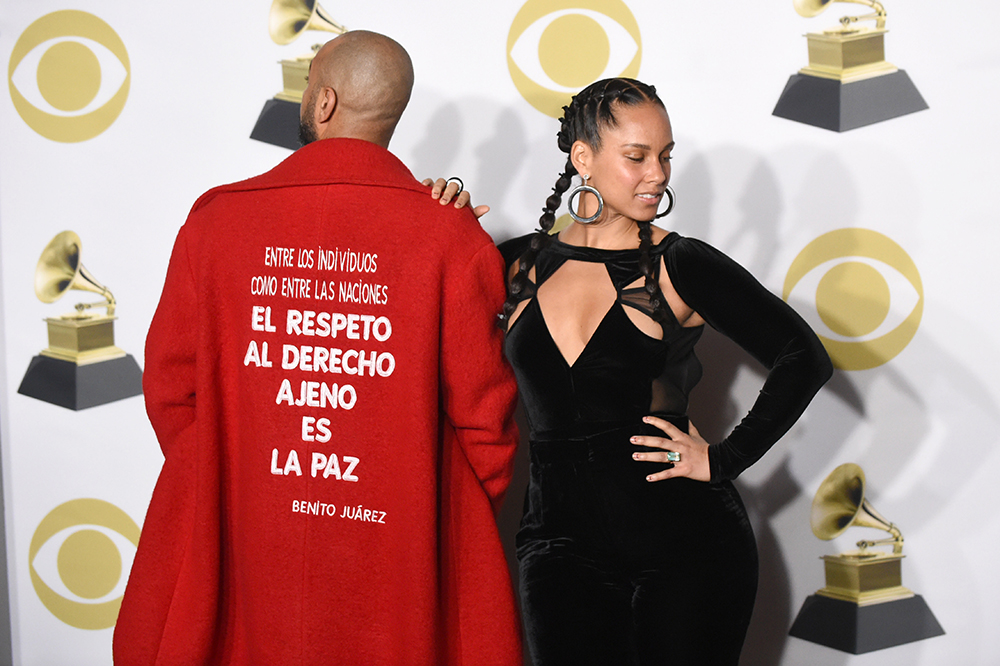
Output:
[{"left": 501, "top": 232, "right": 832, "bottom": 665}]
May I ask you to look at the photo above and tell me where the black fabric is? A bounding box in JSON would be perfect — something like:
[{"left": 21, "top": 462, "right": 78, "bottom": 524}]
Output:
[
  {"left": 662, "top": 237, "right": 834, "bottom": 481},
  {"left": 504, "top": 234, "right": 705, "bottom": 437},
  {"left": 498, "top": 233, "right": 534, "bottom": 271},
  {"left": 503, "top": 231, "right": 833, "bottom": 481},
  {"left": 502, "top": 232, "right": 832, "bottom": 665},
  {"left": 517, "top": 423, "right": 758, "bottom": 666}
]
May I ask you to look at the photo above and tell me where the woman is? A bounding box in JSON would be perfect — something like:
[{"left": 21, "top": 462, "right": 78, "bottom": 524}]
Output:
[{"left": 498, "top": 78, "right": 832, "bottom": 665}]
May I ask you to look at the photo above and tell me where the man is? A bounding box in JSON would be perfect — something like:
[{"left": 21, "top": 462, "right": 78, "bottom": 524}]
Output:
[{"left": 114, "top": 31, "right": 521, "bottom": 665}]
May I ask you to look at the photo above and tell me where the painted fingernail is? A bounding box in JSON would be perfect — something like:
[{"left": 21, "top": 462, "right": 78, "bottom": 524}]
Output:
[
  {"left": 632, "top": 453, "right": 641, "bottom": 460},
  {"left": 646, "top": 475, "right": 654, "bottom": 482},
  {"left": 642, "top": 416, "right": 651, "bottom": 423},
  {"left": 630, "top": 436, "right": 639, "bottom": 443}
]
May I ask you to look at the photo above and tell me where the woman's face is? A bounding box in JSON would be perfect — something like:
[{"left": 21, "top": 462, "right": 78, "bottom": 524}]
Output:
[{"left": 572, "top": 101, "right": 674, "bottom": 224}]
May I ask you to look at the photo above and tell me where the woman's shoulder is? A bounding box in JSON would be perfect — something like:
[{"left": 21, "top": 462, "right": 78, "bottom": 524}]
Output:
[
  {"left": 496, "top": 233, "right": 535, "bottom": 271},
  {"left": 653, "top": 230, "right": 726, "bottom": 261},
  {"left": 649, "top": 226, "right": 688, "bottom": 256},
  {"left": 658, "top": 233, "right": 763, "bottom": 307},
  {"left": 654, "top": 232, "right": 756, "bottom": 291},
  {"left": 650, "top": 225, "right": 704, "bottom": 251},
  {"left": 649, "top": 224, "right": 672, "bottom": 245}
]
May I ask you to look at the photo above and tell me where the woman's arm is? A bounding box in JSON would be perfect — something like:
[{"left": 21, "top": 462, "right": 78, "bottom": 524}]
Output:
[{"left": 663, "top": 236, "right": 833, "bottom": 482}]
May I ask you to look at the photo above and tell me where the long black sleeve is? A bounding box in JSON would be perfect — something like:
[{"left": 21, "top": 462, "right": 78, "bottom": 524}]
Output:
[{"left": 664, "top": 236, "right": 833, "bottom": 482}]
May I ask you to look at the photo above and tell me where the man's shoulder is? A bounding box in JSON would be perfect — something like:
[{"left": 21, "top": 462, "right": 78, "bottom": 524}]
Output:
[
  {"left": 395, "top": 196, "right": 497, "bottom": 263},
  {"left": 177, "top": 139, "right": 495, "bottom": 258},
  {"left": 187, "top": 139, "right": 432, "bottom": 213}
]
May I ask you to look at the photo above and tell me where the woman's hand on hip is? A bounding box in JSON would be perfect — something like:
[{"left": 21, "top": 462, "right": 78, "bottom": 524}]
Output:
[{"left": 631, "top": 416, "right": 711, "bottom": 483}]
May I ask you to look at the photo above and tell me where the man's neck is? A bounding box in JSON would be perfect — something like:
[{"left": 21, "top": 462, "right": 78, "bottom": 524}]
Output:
[{"left": 320, "top": 121, "right": 392, "bottom": 148}]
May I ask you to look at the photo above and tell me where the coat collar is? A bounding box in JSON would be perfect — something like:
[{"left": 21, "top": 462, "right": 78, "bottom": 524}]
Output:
[{"left": 193, "top": 138, "right": 421, "bottom": 211}]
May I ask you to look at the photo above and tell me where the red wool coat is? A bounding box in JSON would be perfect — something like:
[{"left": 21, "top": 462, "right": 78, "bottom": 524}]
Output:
[{"left": 114, "top": 138, "right": 522, "bottom": 665}]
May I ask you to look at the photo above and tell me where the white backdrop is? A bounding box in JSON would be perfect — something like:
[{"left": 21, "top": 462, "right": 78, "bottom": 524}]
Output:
[{"left": 1, "top": 1, "right": 998, "bottom": 664}]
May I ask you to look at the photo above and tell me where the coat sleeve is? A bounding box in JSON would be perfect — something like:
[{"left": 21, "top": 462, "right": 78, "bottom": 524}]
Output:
[
  {"left": 114, "top": 223, "right": 222, "bottom": 666},
  {"left": 142, "top": 225, "right": 198, "bottom": 450},
  {"left": 439, "top": 240, "right": 520, "bottom": 513},
  {"left": 664, "top": 237, "right": 833, "bottom": 482}
]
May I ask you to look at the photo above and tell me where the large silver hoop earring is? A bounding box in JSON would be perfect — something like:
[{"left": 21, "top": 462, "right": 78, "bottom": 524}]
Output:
[
  {"left": 654, "top": 185, "right": 675, "bottom": 219},
  {"left": 567, "top": 174, "right": 604, "bottom": 224}
]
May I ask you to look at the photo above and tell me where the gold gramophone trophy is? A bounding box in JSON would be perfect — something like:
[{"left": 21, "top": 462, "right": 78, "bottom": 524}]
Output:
[
  {"left": 249, "top": 0, "right": 347, "bottom": 150},
  {"left": 17, "top": 231, "right": 143, "bottom": 410},
  {"left": 789, "top": 463, "right": 944, "bottom": 653},
  {"left": 772, "top": 0, "right": 927, "bottom": 131}
]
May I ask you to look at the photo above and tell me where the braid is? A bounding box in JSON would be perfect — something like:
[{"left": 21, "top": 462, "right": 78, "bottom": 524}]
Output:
[
  {"left": 570, "top": 78, "right": 662, "bottom": 151},
  {"left": 636, "top": 219, "right": 668, "bottom": 323},
  {"left": 501, "top": 156, "right": 575, "bottom": 328},
  {"left": 501, "top": 77, "right": 666, "bottom": 330}
]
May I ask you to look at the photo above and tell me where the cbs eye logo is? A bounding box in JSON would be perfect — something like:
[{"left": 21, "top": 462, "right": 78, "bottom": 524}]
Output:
[
  {"left": 507, "top": 0, "right": 642, "bottom": 118},
  {"left": 783, "top": 228, "right": 923, "bottom": 371},
  {"left": 29, "top": 498, "right": 140, "bottom": 630},
  {"left": 8, "top": 10, "right": 130, "bottom": 143}
]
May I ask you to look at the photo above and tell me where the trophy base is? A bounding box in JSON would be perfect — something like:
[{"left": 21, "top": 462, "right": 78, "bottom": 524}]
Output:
[
  {"left": 250, "top": 98, "right": 302, "bottom": 151},
  {"left": 18, "top": 354, "right": 143, "bottom": 410},
  {"left": 817, "top": 552, "right": 913, "bottom": 605},
  {"left": 789, "top": 593, "right": 944, "bottom": 654},
  {"left": 772, "top": 69, "right": 928, "bottom": 132},
  {"left": 801, "top": 28, "right": 894, "bottom": 83}
]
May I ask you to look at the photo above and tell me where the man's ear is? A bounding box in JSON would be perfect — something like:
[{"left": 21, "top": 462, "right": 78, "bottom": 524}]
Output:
[{"left": 315, "top": 87, "right": 337, "bottom": 127}]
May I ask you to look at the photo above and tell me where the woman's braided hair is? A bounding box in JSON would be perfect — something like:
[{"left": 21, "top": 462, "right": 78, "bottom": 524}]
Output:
[{"left": 502, "top": 77, "right": 669, "bottom": 328}]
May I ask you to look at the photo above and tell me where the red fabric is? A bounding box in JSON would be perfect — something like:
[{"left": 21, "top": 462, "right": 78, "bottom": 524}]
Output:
[{"left": 114, "top": 139, "right": 522, "bottom": 665}]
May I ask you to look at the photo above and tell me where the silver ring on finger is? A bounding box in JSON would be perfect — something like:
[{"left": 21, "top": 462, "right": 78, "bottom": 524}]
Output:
[
  {"left": 666, "top": 451, "right": 681, "bottom": 463},
  {"left": 445, "top": 176, "right": 464, "bottom": 196}
]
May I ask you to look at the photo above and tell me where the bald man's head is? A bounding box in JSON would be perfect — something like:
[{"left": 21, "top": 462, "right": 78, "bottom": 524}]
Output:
[{"left": 298, "top": 31, "right": 414, "bottom": 148}]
